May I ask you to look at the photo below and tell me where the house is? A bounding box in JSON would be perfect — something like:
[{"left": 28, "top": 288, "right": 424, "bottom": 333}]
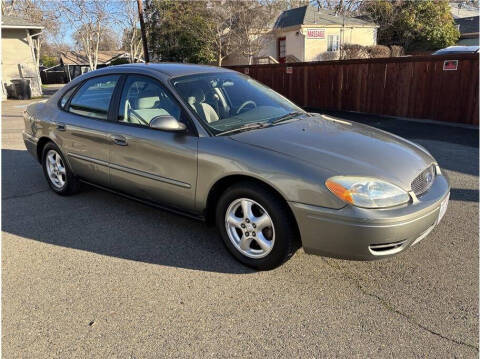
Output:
[
  {"left": 1, "top": 16, "right": 43, "bottom": 99},
  {"left": 223, "top": 5, "right": 378, "bottom": 66},
  {"left": 454, "top": 16, "right": 479, "bottom": 46},
  {"left": 59, "top": 50, "right": 142, "bottom": 81},
  {"left": 450, "top": 2, "right": 479, "bottom": 19}
]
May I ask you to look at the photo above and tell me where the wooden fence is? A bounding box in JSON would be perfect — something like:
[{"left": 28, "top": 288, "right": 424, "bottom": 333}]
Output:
[
  {"left": 227, "top": 53, "right": 479, "bottom": 126},
  {"left": 40, "top": 70, "right": 67, "bottom": 85}
]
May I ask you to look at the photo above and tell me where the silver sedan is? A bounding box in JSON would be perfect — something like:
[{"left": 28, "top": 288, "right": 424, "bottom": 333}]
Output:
[{"left": 23, "top": 63, "right": 450, "bottom": 270}]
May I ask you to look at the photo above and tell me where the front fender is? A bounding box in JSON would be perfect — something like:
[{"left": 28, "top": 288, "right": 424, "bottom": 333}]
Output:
[{"left": 196, "top": 137, "right": 346, "bottom": 211}]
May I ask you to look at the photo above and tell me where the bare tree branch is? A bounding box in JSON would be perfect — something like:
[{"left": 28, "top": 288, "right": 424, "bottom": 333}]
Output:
[{"left": 59, "top": 0, "right": 112, "bottom": 71}]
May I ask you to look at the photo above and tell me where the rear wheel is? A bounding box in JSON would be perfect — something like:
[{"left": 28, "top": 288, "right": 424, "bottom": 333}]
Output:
[
  {"left": 216, "top": 182, "right": 296, "bottom": 270},
  {"left": 42, "top": 142, "right": 80, "bottom": 195}
]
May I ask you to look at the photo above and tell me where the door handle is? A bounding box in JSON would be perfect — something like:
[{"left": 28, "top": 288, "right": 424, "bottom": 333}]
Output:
[
  {"left": 55, "top": 122, "right": 66, "bottom": 131},
  {"left": 110, "top": 134, "right": 128, "bottom": 146}
]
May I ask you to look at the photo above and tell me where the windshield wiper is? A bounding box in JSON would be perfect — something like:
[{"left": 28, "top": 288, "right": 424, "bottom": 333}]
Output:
[
  {"left": 271, "top": 111, "right": 304, "bottom": 125},
  {"left": 216, "top": 122, "right": 269, "bottom": 136}
]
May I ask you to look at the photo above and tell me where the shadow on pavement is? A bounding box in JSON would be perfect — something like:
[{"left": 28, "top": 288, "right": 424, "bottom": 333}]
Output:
[
  {"left": 2, "top": 148, "right": 254, "bottom": 274},
  {"left": 450, "top": 188, "right": 479, "bottom": 202}
]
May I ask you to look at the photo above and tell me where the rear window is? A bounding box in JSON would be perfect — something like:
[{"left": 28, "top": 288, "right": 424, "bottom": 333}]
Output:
[{"left": 68, "top": 75, "right": 120, "bottom": 120}]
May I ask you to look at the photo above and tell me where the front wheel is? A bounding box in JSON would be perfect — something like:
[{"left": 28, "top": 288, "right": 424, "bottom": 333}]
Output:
[{"left": 216, "top": 182, "right": 296, "bottom": 270}]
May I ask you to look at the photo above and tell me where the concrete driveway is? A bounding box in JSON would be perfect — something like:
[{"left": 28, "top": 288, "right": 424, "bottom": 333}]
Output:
[{"left": 2, "top": 96, "right": 478, "bottom": 357}]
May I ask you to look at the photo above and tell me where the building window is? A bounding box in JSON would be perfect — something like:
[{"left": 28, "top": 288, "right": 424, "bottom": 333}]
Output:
[{"left": 327, "top": 35, "right": 339, "bottom": 52}]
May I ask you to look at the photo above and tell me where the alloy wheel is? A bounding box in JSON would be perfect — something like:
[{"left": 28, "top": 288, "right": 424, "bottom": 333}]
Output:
[
  {"left": 225, "top": 198, "right": 275, "bottom": 258},
  {"left": 45, "top": 149, "right": 66, "bottom": 189}
]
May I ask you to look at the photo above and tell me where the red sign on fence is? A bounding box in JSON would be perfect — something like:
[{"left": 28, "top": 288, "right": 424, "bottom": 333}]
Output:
[{"left": 443, "top": 60, "right": 458, "bottom": 71}]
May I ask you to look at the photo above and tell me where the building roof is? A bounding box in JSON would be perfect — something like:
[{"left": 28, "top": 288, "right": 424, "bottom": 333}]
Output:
[
  {"left": 455, "top": 16, "right": 479, "bottom": 35},
  {"left": 274, "top": 5, "right": 377, "bottom": 29},
  {"left": 1, "top": 15, "right": 43, "bottom": 29},
  {"left": 60, "top": 51, "right": 129, "bottom": 66}
]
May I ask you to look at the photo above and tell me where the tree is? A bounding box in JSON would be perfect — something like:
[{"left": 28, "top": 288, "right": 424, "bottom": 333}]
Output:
[
  {"left": 361, "top": 0, "right": 460, "bottom": 51},
  {"left": 120, "top": 0, "right": 144, "bottom": 63},
  {"left": 204, "top": 0, "right": 236, "bottom": 66},
  {"left": 310, "top": 0, "right": 364, "bottom": 16},
  {"left": 121, "top": 28, "right": 143, "bottom": 62},
  {"left": 230, "top": 0, "right": 281, "bottom": 65},
  {"left": 98, "top": 31, "right": 120, "bottom": 51},
  {"left": 145, "top": 0, "right": 215, "bottom": 63},
  {"left": 144, "top": 0, "right": 289, "bottom": 65},
  {"left": 40, "top": 55, "right": 58, "bottom": 67},
  {"left": 73, "top": 26, "right": 120, "bottom": 52},
  {"left": 59, "top": 0, "right": 112, "bottom": 71}
]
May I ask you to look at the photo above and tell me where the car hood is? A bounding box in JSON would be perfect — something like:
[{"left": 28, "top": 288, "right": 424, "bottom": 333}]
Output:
[{"left": 230, "top": 115, "right": 435, "bottom": 191}]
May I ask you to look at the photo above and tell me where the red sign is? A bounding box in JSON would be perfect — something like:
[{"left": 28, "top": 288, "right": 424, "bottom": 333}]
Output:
[
  {"left": 306, "top": 28, "right": 325, "bottom": 39},
  {"left": 443, "top": 60, "right": 458, "bottom": 71}
]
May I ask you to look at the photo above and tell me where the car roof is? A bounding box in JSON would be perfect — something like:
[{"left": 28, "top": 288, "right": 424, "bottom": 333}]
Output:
[
  {"left": 433, "top": 46, "right": 479, "bottom": 54},
  {"left": 114, "top": 62, "right": 235, "bottom": 77}
]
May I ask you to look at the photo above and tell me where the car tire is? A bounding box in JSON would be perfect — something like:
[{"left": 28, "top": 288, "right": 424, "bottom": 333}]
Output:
[
  {"left": 216, "top": 182, "right": 296, "bottom": 270},
  {"left": 42, "top": 142, "right": 80, "bottom": 195}
]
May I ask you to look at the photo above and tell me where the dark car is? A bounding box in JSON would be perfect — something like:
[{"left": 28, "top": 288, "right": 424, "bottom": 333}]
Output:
[{"left": 432, "top": 45, "right": 479, "bottom": 55}]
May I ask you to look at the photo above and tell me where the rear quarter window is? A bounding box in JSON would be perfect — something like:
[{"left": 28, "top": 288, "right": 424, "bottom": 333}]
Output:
[{"left": 59, "top": 86, "right": 76, "bottom": 109}]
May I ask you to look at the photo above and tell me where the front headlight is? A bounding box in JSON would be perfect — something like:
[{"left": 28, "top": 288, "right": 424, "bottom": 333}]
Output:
[{"left": 325, "top": 176, "right": 410, "bottom": 208}]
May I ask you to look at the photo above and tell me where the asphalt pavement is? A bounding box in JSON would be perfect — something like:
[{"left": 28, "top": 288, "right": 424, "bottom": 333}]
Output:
[{"left": 2, "top": 95, "right": 478, "bottom": 358}]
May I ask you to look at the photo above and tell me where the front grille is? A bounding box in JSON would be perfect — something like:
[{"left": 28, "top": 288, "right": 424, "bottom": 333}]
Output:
[{"left": 411, "top": 165, "right": 435, "bottom": 196}]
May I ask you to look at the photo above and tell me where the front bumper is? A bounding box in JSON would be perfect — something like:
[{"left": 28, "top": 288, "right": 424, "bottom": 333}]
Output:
[{"left": 289, "top": 174, "right": 450, "bottom": 260}]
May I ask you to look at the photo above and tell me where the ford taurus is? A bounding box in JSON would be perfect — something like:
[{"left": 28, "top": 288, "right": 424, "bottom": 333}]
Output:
[{"left": 23, "top": 63, "right": 450, "bottom": 270}]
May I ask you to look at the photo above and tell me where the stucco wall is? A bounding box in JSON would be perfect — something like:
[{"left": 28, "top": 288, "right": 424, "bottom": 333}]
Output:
[
  {"left": 349, "top": 27, "right": 377, "bottom": 46},
  {"left": 303, "top": 26, "right": 377, "bottom": 62},
  {"left": 283, "top": 29, "right": 304, "bottom": 61},
  {"left": 1, "top": 28, "right": 42, "bottom": 98}
]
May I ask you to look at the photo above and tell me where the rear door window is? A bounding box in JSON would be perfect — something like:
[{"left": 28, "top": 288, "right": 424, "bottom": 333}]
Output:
[{"left": 68, "top": 75, "right": 120, "bottom": 120}]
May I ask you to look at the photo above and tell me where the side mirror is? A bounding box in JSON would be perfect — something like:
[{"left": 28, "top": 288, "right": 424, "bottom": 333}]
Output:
[{"left": 149, "top": 115, "right": 186, "bottom": 132}]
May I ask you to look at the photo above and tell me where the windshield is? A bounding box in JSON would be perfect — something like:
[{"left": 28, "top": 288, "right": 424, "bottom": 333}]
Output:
[{"left": 171, "top": 72, "right": 305, "bottom": 135}]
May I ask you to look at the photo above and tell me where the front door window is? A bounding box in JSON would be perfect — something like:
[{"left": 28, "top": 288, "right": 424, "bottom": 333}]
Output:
[{"left": 118, "top": 75, "right": 182, "bottom": 126}]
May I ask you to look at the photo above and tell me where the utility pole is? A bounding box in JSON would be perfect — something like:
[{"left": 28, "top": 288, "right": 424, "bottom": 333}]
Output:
[{"left": 137, "top": 0, "right": 150, "bottom": 63}]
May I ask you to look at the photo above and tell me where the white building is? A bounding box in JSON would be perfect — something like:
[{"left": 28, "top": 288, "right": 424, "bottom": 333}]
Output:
[{"left": 223, "top": 5, "right": 378, "bottom": 66}]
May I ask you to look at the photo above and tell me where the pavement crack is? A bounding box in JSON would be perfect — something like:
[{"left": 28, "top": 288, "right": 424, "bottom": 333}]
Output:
[
  {"left": 321, "top": 258, "right": 479, "bottom": 352},
  {"left": 3, "top": 189, "right": 49, "bottom": 200}
]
